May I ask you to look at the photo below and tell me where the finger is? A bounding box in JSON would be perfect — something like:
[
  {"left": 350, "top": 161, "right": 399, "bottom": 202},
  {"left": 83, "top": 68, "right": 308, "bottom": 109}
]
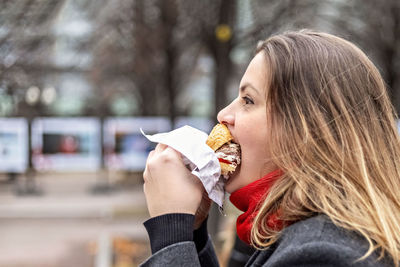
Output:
[
  {"left": 143, "top": 163, "right": 154, "bottom": 183},
  {"left": 146, "top": 150, "right": 155, "bottom": 161},
  {"left": 164, "top": 146, "right": 182, "bottom": 158},
  {"left": 143, "top": 165, "right": 149, "bottom": 182},
  {"left": 155, "top": 143, "right": 168, "bottom": 153},
  {"left": 143, "top": 150, "right": 154, "bottom": 177}
]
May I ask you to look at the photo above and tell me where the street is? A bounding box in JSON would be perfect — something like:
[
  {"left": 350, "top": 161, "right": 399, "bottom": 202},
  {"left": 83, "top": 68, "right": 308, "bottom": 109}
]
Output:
[{"left": 0, "top": 172, "right": 150, "bottom": 267}]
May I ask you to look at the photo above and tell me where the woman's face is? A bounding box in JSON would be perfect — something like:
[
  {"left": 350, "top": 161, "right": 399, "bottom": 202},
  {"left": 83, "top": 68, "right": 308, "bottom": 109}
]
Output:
[{"left": 217, "top": 52, "right": 278, "bottom": 193}]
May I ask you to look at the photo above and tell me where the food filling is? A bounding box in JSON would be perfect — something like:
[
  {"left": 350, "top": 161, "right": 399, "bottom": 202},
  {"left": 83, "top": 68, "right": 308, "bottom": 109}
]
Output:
[{"left": 215, "top": 142, "right": 241, "bottom": 175}]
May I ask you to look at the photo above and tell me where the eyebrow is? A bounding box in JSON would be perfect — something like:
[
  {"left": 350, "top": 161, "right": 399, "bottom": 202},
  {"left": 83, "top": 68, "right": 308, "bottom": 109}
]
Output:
[{"left": 240, "top": 83, "right": 261, "bottom": 96}]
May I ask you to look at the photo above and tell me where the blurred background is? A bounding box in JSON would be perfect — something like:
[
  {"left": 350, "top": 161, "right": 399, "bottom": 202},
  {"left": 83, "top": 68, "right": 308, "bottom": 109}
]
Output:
[{"left": 0, "top": 0, "right": 399, "bottom": 266}]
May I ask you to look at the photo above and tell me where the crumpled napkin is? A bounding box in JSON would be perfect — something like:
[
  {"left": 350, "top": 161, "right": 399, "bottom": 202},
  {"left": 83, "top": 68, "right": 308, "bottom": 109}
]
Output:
[{"left": 141, "top": 125, "right": 225, "bottom": 207}]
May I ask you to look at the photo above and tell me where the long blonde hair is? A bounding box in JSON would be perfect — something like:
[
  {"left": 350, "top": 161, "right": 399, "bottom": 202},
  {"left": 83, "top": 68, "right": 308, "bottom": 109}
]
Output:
[{"left": 252, "top": 30, "right": 400, "bottom": 265}]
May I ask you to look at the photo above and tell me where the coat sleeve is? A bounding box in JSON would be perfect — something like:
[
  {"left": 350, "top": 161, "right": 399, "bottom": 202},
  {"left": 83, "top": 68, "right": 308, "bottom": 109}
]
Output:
[{"left": 139, "top": 237, "right": 220, "bottom": 267}]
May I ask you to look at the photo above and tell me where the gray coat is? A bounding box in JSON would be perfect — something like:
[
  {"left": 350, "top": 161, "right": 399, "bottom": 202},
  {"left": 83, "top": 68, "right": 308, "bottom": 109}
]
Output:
[{"left": 140, "top": 215, "right": 393, "bottom": 266}]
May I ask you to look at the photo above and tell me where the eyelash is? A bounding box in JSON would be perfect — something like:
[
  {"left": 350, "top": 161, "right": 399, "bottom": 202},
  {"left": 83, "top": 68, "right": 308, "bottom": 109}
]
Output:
[{"left": 242, "top": 96, "right": 254, "bottom": 105}]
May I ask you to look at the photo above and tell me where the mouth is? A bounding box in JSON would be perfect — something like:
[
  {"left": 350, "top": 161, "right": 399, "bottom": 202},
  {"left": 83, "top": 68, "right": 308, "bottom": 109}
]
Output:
[{"left": 215, "top": 141, "right": 241, "bottom": 179}]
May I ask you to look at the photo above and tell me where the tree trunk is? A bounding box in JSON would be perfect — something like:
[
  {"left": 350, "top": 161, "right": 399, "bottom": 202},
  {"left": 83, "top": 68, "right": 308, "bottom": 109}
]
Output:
[
  {"left": 212, "top": 0, "right": 235, "bottom": 118},
  {"left": 160, "top": 0, "right": 178, "bottom": 126}
]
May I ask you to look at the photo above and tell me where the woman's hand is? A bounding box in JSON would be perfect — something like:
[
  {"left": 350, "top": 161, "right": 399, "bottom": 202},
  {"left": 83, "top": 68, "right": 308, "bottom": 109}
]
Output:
[{"left": 143, "top": 144, "right": 204, "bottom": 218}]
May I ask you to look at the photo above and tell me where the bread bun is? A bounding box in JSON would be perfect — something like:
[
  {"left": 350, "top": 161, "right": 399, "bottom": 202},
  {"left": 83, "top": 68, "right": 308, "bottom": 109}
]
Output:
[
  {"left": 206, "top": 124, "right": 233, "bottom": 151},
  {"left": 220, "top": 162, "right": 236, "bottom": 177}
]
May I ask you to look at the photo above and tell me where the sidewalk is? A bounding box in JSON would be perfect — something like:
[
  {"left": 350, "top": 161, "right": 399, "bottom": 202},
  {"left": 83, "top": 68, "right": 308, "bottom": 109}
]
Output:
[{"left": 0, "top": 172, "right": 151, "bottom": 267}]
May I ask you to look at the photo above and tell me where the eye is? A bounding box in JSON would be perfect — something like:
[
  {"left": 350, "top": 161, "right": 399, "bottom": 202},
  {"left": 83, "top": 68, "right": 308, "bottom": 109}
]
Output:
[{"left": 242, "top": 96, "right": 254, "bottom": 105}]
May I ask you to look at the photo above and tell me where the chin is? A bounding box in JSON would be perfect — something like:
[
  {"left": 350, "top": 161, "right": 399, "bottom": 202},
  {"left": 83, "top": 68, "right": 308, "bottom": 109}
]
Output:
[
  {"left": 224, "top": 183, "right": 234, "bottom": 194},
  {"left": 224, "top": 172, "right": 240, "bottom": 194}
]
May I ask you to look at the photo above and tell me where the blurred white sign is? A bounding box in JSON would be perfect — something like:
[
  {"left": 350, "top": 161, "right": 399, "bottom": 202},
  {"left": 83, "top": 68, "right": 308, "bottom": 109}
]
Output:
[
  {"left": 31, "top": 117, "right": 101, "bottom": 172},
  {"left": 0, "top": 118, "right": 28, "bottom": 173}
]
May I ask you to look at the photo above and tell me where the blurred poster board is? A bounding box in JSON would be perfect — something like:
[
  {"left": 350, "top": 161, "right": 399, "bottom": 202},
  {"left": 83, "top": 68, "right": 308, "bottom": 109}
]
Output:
[
  {"left": 103, "top": 117, "right": 171, "bottom": 171},
  {"left": 31, "top": 118, "right": 101, "bottom": 172},
  {"left": 175, "top": 116, "right": 214, "bottom": 133},
  {"left": 0, "top": 118, "right": 28, "bottom": 173}
]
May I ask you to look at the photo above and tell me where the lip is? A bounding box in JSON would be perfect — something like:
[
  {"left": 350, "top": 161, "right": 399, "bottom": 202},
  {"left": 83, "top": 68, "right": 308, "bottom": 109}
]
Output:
[
  {"left": 229, "top": 132, "right": 239, "bottom": 145},
  {"left": 223, "top": 125, "right": 236, "bottom": 141}
]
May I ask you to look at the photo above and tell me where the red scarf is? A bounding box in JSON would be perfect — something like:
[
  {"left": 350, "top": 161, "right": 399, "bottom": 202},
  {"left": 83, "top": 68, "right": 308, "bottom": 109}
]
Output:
[{"left": 229, "top": 169, "right": 283, "bottom": 245}]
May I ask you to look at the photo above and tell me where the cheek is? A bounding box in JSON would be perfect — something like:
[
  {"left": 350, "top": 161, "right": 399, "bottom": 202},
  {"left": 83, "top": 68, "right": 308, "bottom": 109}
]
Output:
[
  {"left": 240, "top": 137, "right": 268, "bottom": 179},
  {"left": 237, "top": 119, "right": 271, "bottom": 173},
  {"left": 238, "top": 121, "right": 269, "bottom": 160}
]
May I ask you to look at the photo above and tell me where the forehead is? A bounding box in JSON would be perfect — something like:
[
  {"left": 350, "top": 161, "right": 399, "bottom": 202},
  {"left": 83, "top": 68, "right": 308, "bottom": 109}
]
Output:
[{"left": 240, "top": 52, "right": 269, "bottom": 94}]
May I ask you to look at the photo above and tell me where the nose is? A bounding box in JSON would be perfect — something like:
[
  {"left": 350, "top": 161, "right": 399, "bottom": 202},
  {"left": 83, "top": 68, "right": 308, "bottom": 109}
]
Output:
[{"left": 217, "top": 102, "right": 235, "bottom": 126}]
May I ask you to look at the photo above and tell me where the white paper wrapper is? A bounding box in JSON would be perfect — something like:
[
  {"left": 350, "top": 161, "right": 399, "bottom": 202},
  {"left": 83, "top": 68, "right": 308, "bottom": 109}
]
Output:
[{"left": 141, "top": 125, "right": 225, "bottom": 207}]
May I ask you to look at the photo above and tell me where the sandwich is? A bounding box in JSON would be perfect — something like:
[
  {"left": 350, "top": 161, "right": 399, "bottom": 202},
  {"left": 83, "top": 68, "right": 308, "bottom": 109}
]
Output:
[{"left": 206, "top": 124, "right": 241, "bottom": 179}]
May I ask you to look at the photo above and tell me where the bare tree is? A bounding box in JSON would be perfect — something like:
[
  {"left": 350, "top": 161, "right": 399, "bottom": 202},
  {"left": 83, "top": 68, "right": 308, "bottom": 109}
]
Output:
[
  {"left": 90, "top": 0, "right": 202, "bottom": 124},
  {"left": 89, "top": 0, "right": 323, "bottom": 122}
]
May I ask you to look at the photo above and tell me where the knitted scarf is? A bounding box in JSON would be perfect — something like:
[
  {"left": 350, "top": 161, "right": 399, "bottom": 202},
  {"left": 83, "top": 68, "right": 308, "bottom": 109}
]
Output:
[{"left": 229, "top": 169, "right": 283, "bottom": 245}]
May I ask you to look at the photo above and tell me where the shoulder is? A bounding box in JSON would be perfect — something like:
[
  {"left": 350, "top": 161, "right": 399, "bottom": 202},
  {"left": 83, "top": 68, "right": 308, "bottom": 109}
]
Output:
[
  {"left": 252, "top": 215, "right": 392, "bottom": 267},
  {"left": 280, "top": 214, "right": 357, "bottom": 247}
]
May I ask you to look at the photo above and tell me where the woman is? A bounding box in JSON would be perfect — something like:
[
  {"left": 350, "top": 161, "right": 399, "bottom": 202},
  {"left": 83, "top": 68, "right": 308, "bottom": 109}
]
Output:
[{"left": 140, "top": 30, "right": 400, "bottom": 266}]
